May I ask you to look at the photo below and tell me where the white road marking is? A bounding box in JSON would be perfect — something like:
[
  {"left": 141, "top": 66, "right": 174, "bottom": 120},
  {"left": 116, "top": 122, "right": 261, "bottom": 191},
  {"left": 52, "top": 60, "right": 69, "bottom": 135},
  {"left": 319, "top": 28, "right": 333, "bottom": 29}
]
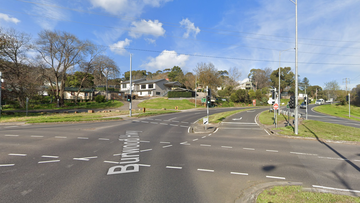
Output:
[
  {"left": 188, "top": 127, "right": 191, "bottom": 133},
  {"left": 77, "top": 137, "right": 89, "bottom": 140},
  {"left": 181, "top": 121, "right": 189, "bottom": 124},
  {"left": 0, "top": 164, "right": 15, "bottom": 167},
  {"left": 197, "top": 168, "right": 214, "bottom": 172},
  {"left": 264, "top": 129, "right": 270, "bottom": 135},
  {"left": 194, "top": 113, "right": 200, "bottom": 114},
  {"left": 139, "top": 164, "right": 151, "bottom": 167},
  {"left": 266, "top": 176, "right": 285, "bottom": 180},
  {"left": 172, "top": 120, "right": 180, "bottom": 123},
  {"left": 266, "top": 150, "right": 278, "bottom": 153},
  {"left": 162, "top": 145, "right": 172, "bottom": 148},
  {"left": 113, "top": 153, "right": 122, "bottom": 156},
  {"left": 243, "top": 148, "right": 255, "bottom": 151},
  {"left": 133, "top": 120, "right": 140, "bottom": 122},
  {"left": 168, "top": 117, "right": 177, "bottom": 121},
  {"left": 38, "top": 160, "right": 60, "bottom": 164},
  {"left": 193, "top": 139, "right": 198, "bottom": 141},
  {"left": 160, "top": 123, "right": 168, "bottom": 125},
  {"left": 180, "top": 142, "right": 189, "bottom": 145},
  {"left": 140, "top": 140, "right": 150, "bottom": 143},
  {"left": 318, "top": 156, "right": 347, "bottom": 161},
  {"left": 140, "top": 149, "right": 152, "bottom": 152},
  {"left": 202, "top": 136, "right": 206, "bottom": 138},
  {"left": 4, "top": 126, "right": 19, "bottom": 128},
  {"left": 104, "top": 161, "right": 119, "bottom": 164},
  {"left": 214, "top": 128, "right": 219, "bottom": 133},
  {"left": 5, "top": 134, "right": 19, "bottom": 137},
  {"left": 150, "top": 122, "right": 158, "bottom": 124},
  {"left": 160, "top": 142, "right": 170, "bottom": 144},
  {"left": 208, "top": 134, "right": 212, "bottom": 136},
  {"left": 155, "top": 119, "right": 162, "bottom": 121},
  {"left": 231, "top": 172, "right": 248, "bottom": 176},
  {"left": 180, "top": 125, "right": 188, "bottom": 128},
  {"left": 55, "top": 136, "right": 67, "bottom": 139},
  {"left": 42, "top": 155, "right": 59, "bottom": 158},
  {"left": 166, "top": 166, "right": 182, "bottom": 169},
  {"left": 247, "top": 110, "right": 255, "bottom": 112},
  {"left": 8, "top": 153, "right": 27, "bottom": 156},
  {"left": 312, "top": 185, "right": 360, "bottom": 193},
  {"left": 170, "top": 124, "right": 178, "bottom": 126},
  {"left": 290, "top": 152, "right": 317, "bottom": 156},
  {"left": 146, "top": 118, "right": 154, "bottom": 120},
  {"left": 220, "top": 128, "right": 263, "bottom": 130},
  {"left": 31, "top": 135, "right": 44, "bottom": 138},
  {"left": 222, "top": 146, "right": 233, "bottom": 149},
  {"left": 221, "top": 122, "right": 258, "bottom": 125},
  {"left": 354, "top": 160, "right": 360, "bottom": 162},
  {"left": 200, "top": 144, "right": 211, "bottom": 147},
  {"left": 141, "top": 121, "right": 149, "bottom": 123},
  {"left": 73, "top": 158, "right": 90, "bottom": 161},
  {"left": 99, "top": 138, "right": 110, "bottom": 141},
  {"left": 232, "top": 117, "right": 242, "bottom": 121}
]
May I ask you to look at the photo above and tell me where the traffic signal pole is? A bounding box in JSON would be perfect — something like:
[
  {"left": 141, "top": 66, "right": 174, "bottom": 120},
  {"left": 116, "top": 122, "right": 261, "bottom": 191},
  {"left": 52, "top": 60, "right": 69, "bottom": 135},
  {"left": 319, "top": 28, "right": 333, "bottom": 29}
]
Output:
[{"left": 129, "top": 54, "right": 132, "bottom": 117}]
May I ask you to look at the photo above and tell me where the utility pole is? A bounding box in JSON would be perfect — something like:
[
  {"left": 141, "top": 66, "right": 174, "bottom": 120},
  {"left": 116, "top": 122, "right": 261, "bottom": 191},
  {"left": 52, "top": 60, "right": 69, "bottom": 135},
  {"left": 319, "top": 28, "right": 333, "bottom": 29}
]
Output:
[
  {"left": 343, "top": 78, "right": 350, "bottom": 93},
  {"left": 0, "top": 71, "right": 2, "bottom": 119},
  {"left": 129, "top": 54, "right": 132, "bottom": 117},
  {"left": 349, "top": 93, "right": 351, "bottom": 118},
  {"left": 305, "top": 85, "right": 307, "bottom": 120},
  {"left": 195, "top": 75, "right": 197, "bottom": 108},
  {"left": 290, "top": 0, "right": 299, "bottom": 135}
]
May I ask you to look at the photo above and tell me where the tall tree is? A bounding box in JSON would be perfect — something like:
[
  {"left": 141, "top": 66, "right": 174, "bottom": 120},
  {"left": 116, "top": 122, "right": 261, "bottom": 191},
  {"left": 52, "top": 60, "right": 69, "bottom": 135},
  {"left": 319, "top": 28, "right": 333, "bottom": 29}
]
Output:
[
  {"left": 123, "top": 70, "right": 147, "bottom": 81},
  {"left": 270, "top": 67, "right": 295, "bottom": 95},
  {"left": 248, "top": 67, "right": 271, "bottom": 89},
  {"left": 324, "top": 80, "right": 340, "bottom": 99},
  {"left": 299, "top": 77, "right": 310, "bottom": 92},
  {"left": 36, "top": 30, "right": 91, "bottom": 106},
  {"left": 168, "top": 66, "right": 184, "bottom": 82},
  {"left": 193, "top": 62, "right": 221, "bottom": 89}
]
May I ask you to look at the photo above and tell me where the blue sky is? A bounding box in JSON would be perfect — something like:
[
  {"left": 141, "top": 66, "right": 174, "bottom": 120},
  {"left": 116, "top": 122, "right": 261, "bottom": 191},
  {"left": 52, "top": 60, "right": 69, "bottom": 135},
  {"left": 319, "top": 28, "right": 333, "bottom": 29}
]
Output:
[{"left": 1, "top": 0, "right": 360, "bottom": 90}]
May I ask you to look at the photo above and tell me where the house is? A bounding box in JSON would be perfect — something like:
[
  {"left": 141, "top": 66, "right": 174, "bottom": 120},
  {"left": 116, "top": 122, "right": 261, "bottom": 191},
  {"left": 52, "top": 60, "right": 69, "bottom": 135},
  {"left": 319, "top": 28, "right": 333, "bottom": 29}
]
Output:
[
  {"left": 63, "top": 87, "right": 94, "bottom": 100},
  {"left": 120, "top": 79, "right": 182, "bottom": 97},
  {"left": 236, "top": 78, "right": 256, "bottom": 90}
]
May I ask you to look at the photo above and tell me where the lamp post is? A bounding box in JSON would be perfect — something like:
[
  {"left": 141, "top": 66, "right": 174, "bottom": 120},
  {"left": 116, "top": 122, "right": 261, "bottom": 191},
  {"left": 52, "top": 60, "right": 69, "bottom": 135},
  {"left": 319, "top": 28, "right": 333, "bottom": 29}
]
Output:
[
  {"left": 290, "top": 0, "right": 299, "bottom": 135},
  {"left": 279, "top": 48, "right": 293, "bottom": 115}
]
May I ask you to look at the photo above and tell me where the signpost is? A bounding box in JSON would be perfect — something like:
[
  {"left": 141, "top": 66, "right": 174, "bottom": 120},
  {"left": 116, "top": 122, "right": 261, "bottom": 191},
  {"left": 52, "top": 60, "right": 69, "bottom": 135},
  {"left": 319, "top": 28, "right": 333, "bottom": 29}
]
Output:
[{"left": 273, "top": 103, "right": 278, "bottom": 128}]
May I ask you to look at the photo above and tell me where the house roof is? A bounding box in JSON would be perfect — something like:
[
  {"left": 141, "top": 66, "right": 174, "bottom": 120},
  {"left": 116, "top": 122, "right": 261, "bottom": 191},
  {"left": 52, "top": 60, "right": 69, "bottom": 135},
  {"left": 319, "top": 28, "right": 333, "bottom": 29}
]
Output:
[
  {"left": 164, "top": 81, "right": 182, "bottom": 87},
  {"left": 121, "top": 78, "right": 146, "bottom": 84},
  {"left": 64, "top": 87, "right": 94, "bottom": 92},
  {"left": 137, "top": 79, "right": 166, "bottom": 84}
]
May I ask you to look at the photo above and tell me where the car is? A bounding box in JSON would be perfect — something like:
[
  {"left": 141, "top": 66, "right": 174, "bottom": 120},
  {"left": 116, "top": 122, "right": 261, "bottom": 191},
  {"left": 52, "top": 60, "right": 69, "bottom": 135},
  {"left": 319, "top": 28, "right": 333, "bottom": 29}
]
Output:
[
  {"left": 315, "top": 99, "right": 325, "bottom": 105},
  {"left": 300, "top": 102, "right": 307, "bottom": 109}
]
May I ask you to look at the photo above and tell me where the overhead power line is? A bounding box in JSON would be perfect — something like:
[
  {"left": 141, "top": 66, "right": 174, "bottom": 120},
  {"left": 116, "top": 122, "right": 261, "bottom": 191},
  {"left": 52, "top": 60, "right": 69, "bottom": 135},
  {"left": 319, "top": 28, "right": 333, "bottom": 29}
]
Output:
[{"left": 15, "top": 0, "right": 360, "bottom": 44}]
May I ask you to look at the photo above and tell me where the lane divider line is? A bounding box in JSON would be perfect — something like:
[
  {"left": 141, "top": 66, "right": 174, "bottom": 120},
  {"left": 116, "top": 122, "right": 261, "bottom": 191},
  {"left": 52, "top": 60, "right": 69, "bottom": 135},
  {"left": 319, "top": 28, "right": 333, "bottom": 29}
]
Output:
[
  {"left": 140, "top": 149, "right": 152, "bottom": 152},
  {"left": 38, "top": 160, "right": 60, "bottom": 164},
  {"left": 221, "top": 146, "right": 233, "bottom": 149},
  {"left": 166, "top": 166, "right": 182, "bottom": 169},
  {"left": 243, "top": 148, "right": 255, "bottom": 151},
  {"left": 200, "top": 144, "right": 211, "bottom": 147},
  {"left": 42, "top": 155, "right": 59, "bottom": 158},
  {"left": 0, "top": 164, "right": 15, "bottom": 167},
  {"left": 197, "top": 169, "right": 214, "bottom": 172},
  {"left": 162, "top": 145, "right": 173, "bottom": 148},
  {"left": 193, "top": 139, "right": 198, "bottom": 141},
  {"left": 266, "top": 176, "right": 286, "bottom": 180},
  {"left": 55, "top": 136, "right": 67, "bottom": 139},
  {"left": 312, "top": 185, "right": 360, "bottom": 193},
  {"left": 8, "top": 153, "right": 27, "bottom": 156},
  {"left": 5, "top": 135, "right": 19, "bottom": 137},
  {"left": 31, "top": 135, "right": 44, "bottom": 138},
  {"left": 160, "top": 142, "right": 170, "bottom": 144},
  {"left": 99, "top": 138, "right": 110, "bottom": 141},
  {"left": 139, "top": 164, "right": 151, "bottom": 167},
  {"left": 266, "top": 150, "right": 279, "bottom": 153},
  {"left": 104, "top": 161, "right": 119, "bottom": 164},
  {"left": 140, "top": 140, "right": 150, "bottom": 143},
  {"left": 77, "top": 137, "right": 89, "bottom": 140},
  {"left": 231, "top": 172, "right": 248, "bottom": 176}
]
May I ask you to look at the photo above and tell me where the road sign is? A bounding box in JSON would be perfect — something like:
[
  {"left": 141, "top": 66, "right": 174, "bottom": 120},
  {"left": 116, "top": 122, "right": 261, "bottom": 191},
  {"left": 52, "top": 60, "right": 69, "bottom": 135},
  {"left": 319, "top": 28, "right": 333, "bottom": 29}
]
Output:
[
  {"left": 201, "top": 98, "right": 206, "bottom": 103},
  {"left": 273, "top": 103, "right": 279, "bottom": 110},
  {"left": 203, "top": 117, "right": 208, "bottom": 125}
]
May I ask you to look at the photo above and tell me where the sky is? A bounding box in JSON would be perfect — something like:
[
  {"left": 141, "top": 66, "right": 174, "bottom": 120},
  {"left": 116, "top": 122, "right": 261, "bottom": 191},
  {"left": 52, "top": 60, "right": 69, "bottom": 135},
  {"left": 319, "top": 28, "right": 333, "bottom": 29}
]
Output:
[{"left": 1, "top": 0, "right": 360, "bottom": 90}]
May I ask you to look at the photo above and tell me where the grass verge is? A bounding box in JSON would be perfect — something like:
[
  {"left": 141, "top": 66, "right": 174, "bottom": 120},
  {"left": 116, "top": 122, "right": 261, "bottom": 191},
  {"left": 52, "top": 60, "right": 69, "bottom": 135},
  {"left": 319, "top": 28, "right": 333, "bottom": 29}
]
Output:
[
  {"left": 257, "top": 185, "right": 360, "bottom": 203},
  {"left": 196, "top": 108, "right": 258, "bottom": 124},
  {"left": 259, "top": 110, "right": 288, "bottom": 125},
  {"left": 138, "top": 98, "right": 197, "bottom": 110},
  {"left": 314, "top": 104, "right": 360, "bottom": 122}
]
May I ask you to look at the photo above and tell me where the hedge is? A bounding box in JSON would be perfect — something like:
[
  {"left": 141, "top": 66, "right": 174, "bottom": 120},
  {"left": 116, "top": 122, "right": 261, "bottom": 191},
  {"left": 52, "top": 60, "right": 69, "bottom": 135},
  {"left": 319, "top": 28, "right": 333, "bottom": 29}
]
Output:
[{"left": 168, "top": 91, "right": 194, "bottom": 98}]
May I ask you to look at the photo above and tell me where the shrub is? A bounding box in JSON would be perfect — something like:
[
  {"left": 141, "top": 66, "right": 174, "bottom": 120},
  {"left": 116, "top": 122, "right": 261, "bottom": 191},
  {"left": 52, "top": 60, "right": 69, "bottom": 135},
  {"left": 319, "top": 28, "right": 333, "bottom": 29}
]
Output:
[
  {"left": 95, "top": 95, "right": 106, "bottom": 103},
  {"left": 168, "top": 91, "right": 193, "bottom": 98}
]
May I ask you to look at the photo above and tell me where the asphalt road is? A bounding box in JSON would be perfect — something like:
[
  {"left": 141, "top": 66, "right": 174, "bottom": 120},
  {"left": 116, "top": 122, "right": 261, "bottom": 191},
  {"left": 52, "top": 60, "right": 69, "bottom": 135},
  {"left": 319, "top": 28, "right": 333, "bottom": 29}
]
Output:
[{"left": 1, "top": 107, "right": 360, "bottom": 202}]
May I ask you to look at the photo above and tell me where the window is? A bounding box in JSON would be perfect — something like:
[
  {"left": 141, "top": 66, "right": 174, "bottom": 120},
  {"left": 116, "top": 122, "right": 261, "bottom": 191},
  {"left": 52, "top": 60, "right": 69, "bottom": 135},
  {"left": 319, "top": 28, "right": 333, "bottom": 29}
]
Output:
[
  {"left": 148, "top": 91, "right": 151, "bottom": 95},
  {"left": 148, "top": 84, "right": 154, "bottom": 88},
  {"left": 139, "top": 92, "right": 142, "bottom": 95},
  {"left": 141, "top": 85, "right": 146, "bottom": 89},
  {"left": 71, "top": 92, "right": 75, "bottom": 96},
  {"left": 85, "top": 92, "right": 88, "bottom": 96},
  {"left": 122, "top": 84, "right": 127, "bottom": 88},
  {"left": 156, "top": 92, "right": 160, "bottom": 95}
]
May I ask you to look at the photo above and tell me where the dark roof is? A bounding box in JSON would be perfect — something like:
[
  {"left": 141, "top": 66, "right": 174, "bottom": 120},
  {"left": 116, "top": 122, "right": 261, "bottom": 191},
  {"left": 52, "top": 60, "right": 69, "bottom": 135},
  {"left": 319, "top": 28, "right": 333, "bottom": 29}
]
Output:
[
  {"left": 137, "top": 79, "right": 166, "bottom": 84},
  {"left": 121, "top": 78, "right": 146, "bottom": 84},
  {"left": 64, "top": 87, "right": 94, "bottom": 92}
]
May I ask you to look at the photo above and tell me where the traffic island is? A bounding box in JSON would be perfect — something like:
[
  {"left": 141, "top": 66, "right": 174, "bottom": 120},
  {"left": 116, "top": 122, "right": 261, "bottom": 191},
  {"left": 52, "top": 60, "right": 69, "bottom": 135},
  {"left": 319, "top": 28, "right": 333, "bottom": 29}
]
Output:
[{"left": 189, "top": 123, "right": 218, "bottom": 134}]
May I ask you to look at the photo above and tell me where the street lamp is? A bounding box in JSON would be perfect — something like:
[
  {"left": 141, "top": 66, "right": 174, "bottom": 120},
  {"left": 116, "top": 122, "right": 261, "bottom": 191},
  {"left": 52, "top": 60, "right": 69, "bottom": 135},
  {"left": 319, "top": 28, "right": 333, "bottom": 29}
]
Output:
[
  {"left": 290, "top": 0, "right": 299, "bottom": 135},
  {"left": 278, "top": 48, "right": 293, "bottom": 115}
]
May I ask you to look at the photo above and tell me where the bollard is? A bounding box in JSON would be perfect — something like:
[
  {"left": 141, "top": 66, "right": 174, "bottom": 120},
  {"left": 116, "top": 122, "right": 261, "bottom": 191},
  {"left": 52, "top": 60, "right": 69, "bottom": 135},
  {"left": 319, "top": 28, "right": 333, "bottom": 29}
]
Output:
[{"left": 143, "top": 108, "right": 146, "bottom": 113}]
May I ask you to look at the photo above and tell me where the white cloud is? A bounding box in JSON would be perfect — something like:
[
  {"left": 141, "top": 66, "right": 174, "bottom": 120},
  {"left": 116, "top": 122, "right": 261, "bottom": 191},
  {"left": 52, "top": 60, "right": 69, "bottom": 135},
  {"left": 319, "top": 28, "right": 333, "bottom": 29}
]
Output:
[
  {"left": 143, "top": 0, "right": 173, "bottom": 7},
  {"left": 129, "top": 20, "right": 165, "bottom": 38},
  {"left": 110, "top": 38, "right": 131, "bottom": 55},
  {"left": 180, "top": 18, "right": 200, "bottom": 38},
  {"left": 0, "top": 13, "right": 20, "bottom": 24},
  {"left": 89, "top": 0, "right": 128, "bottom": 15},
  {"left": 30, "top": 0, "right": 68, "bottom": 30},
  {"left": 145, "top": 38, "right": 156, "bottom": 44},
  {"left": 144, "top": 50, "right": 189, "bottom": 70}
]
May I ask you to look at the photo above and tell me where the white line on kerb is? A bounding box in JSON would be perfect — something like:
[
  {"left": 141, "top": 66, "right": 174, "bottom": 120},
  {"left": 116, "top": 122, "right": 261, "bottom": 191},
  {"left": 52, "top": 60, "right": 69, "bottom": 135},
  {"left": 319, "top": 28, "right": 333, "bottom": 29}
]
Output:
[
  {"left": 266, "top": 150, "right": 278, "bottom": 153},
  {"left": 222, "top": 146, "right": 233, "bottom": 149},
  {"left": 197, "top": 169, "right": 214, "bottom": 172},
  {"left": 200, "top": 144, "right": 211, "bottom": 147},
  {"left": 0, "top": 164, "right": 15, "bottom": 167},
  {"left": 8, "top": 153, "right": 27, "bottom": 156},
  {"left": 31, "top": 135, "right": 44, "bottom": 138},
  {"left": 166, "top": 166, "right": 182, "bottom": 169},
  {"left": 99, "top": 138, "right": 110, "bottom": 141},
  {"left": 55, "top": 136, "right": 67, "bottom": 139},
  {"left": 42, "top": 155, "right": 59, "bottom": 158},
  {"left": 38, "top": 160, "right": 60, "bottom": 164},
  {"left": 266, "top": 176, "right": 285, "bottom": 180},
  {"left": 243, "top": 148, "right": 255, "bottom": 151},
  {"left": 231, "top": 172, "right": 248, "bottom": 176},
  {"left": 312, "top": 185, "right": 360, "bottom": 193},
  {"left": 5, "top": 135, "right": 19, "bottom": 137},
  {"left": 162, "top": 145, "right": 173, "bottom": 148},
  {"left": 140, "top": 149, "right": 152, "bottom": 152},
  {"left": 104, "top": 161, "right": 119, "bottom": 164}
]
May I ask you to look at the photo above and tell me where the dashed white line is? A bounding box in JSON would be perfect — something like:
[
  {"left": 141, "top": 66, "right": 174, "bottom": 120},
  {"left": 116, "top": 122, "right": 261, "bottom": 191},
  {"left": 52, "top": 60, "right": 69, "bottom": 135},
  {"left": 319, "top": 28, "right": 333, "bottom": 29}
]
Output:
[
  {"left": 193, "top": 139, "right": 198, "bottom": 141},
  {"left": 38, "top": 160, "right": 60, "bottom": 164},
  {"left": 104, "top": 161, "right": 119, "bottom": 164},
  {"left": 150, "top": 122, "right": 158, "bottom": 124},
  {"left": 243, "top": 148, "right": 255, "bottom": 151},
  {"left": 155, "top": 119, "right": 162, "bottom": 121},
  {"left": 140, "top": 149, "right": 152, "bottom": 152},
  {"left": 266, "top": 150, "right": 279, "bottom": 153},
  {"left": 99, "top": 138, "right": 110, "bottom": 141},
  {"left": 146, "top": 119, "right": 154, "bottom": 120},
  {"left": 214, "top": 128, "right": 219, "bottom": 133},
  {"left": 162, "top": 145, "right": 172, "bottom": 148},
  {"left": 200, "top": 144, "right": 211, "bottom": 147},
  {"left": 77, "top": 137, "right": 89, "bottom": 140},
  {"left": 141, "top": 121, "right": 149, "bottom": 123},
  {"left": 31, "top": 135, "right": 44, "bottom": 138},
  {"left": 42, "top": 155, "right": 59, "bottom": 158},
  {"left": 55, "top": 136, "right": 67, "bottom": 139},
  {"left": 222, "top": 146, "right": 233, "bottom": 149},
  {"left": 160, "top": 142, "right": 170, "bottom": 144},
  {"left": 170, "top": 124, "right": 178, "bottom": 127},
  {"left": 197, "top": 168, "right": 214, "bottom": 172},
  {"left": 266, "top": 176, "right": 286, "bottom": 180},
  {"left": 0, "top": 164, "right": 15, "bottom": 167},
  {"left": 312, "top": 185, "right": 360, "bottom": 193},
  {"left": 73, "top": 158, "right": 90, "bottom": 161},
  {"left": 160, "top": 123, "right": 168, "bottom": 125},
  {"left": 172, "top": 121, "right": 180, "bottom": 123},
  {"left": 8, "top": 153, "right": 27, "bottom": 157},
  {"left": 201, "top": 136, "right": 206, "bottom": 138},
  {"left": 231, "top": 172, "right": 248, "bottom": 176},
  {"left": 181, "top": 121, "right": 189, "bottom": 124},
  {"left": 290, "top": 152, "right": 317, "bottom": 156},
  {"left": 5, "top": 135, "right": 19, "bottom": 137},
  {"left": 180, "top": 142, "right": 190, "bottom": 145},
  {"left": 166, "top": 166, "right": 182, "bottom": 169},
  {"left": 168, "top": 117, "right": 177, "bottom": 121},
  {"left": 180, "top": 125, "right": 188, "bottom": 128},
  {"left": 208, "top": 134, "right": 212, "bottom": 136},
  {"left": 139, "top": 164, "right": 151, "bottom": 167},
  {"left": 4, "top": 126, "right": 19, "bottom": 128}
]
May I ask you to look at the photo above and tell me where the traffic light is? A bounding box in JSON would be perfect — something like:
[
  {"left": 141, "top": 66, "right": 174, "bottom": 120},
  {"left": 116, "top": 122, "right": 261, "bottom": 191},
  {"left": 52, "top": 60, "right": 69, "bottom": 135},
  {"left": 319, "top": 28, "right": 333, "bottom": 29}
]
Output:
[
  {"left": 272, "top": 90, "right": 275, "bottom": 100},
  {"left": 289, "top": 96, "right": 295, "bottom": 109},
  {"left": 346, "top": 95, "right": 349, "bottom": 102},
  {"left": 127, "top": 95, "right": 131, "bottom": 102},
  {"left": 206, "top": 96, "right": 211, "bottom": 107},
  {"left": 304, "top": 97, "right": 307, "bottom": 104},
  {"left": 208, "top": 88, "right": 211, "bottom": 96}
]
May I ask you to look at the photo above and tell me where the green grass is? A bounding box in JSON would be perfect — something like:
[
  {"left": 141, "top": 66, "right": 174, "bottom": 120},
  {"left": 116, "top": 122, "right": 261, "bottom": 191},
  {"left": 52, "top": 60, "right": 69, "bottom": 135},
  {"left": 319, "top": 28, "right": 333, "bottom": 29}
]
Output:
[
  {"left": 277, "top": 120, "right": 360, "bottom": 142},
  {"left": 257, "top": 186, "right": 360, "bottom": 203},
  {"left": 259, "top": 110, "right": 288, "bottom": 125},
  {"left": 138, "top": 98, "right": 197, "bottom": 110},
  {"left": 314, "top": 104, "right": 360, "bottom": 122},
  {"left": 207, "top": 108, "right": 257, "bottom": 124}
]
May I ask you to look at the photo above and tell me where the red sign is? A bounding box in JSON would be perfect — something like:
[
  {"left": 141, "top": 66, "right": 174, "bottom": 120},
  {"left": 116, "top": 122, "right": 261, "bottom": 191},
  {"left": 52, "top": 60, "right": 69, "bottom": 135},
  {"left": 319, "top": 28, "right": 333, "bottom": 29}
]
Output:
[
  {"left": 273, "top": 103, "right": 279, "bottom": 110},
  {"left": 252, "top": 99, "right": 256, "bottom": 106}
]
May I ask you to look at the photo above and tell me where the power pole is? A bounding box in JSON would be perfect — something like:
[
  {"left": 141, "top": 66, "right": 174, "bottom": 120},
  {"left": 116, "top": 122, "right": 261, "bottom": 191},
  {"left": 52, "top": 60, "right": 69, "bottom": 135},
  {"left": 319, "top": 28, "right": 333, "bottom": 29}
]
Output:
[
  {"left": 343, "top": 78, "right": 350, "bottom": 93},
  {"left": 129, "top": 54, "right": 132, "bottom": 117},
  {"left": 195, "top": 75, "right": 197, "bottom": 108}
]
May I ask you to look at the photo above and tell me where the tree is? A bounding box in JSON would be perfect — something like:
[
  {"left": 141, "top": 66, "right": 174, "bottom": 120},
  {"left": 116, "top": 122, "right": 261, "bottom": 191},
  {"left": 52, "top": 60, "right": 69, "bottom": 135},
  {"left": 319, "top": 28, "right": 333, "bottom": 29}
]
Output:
[
  {"left": 168, "top": 66, "right": 184, "bottom": 82},
  {"left": 123, "top": 70, "right": 147, "bottom": 81},
  {"left": 183, "top": 72, "right": 195, "bottom": 90},
  {"left": 324, "top": 80, "right": 340, "bottom": 100},
  {"left": 0, "top": 28, "right": 43, "bottom": 108},
  {"left": 193, "top": 62, "right": 221, "bottom": 89},
  {"left": 270, "top": 67, "right": 294, "bottom": 95},
  {"left": 248, "top": 67, "right": 271, "bottom": 90},
  {"left": 299, "top": 77, "right": 310, "bottom": 92},
  {"left": 228, "top": 67, "right": 241, "bottom": 87},
  {"left": 36, "top": 30, "right": 91, "bottom": 106},
  {"left": 351, "top": 84, "right": 360, "bottom": 106},
  {"left": 66, "top": 72, "right": 94, "bottom": 88},
  {"left": 307, "top": 85, "right": 322, "bottom": 98}
]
